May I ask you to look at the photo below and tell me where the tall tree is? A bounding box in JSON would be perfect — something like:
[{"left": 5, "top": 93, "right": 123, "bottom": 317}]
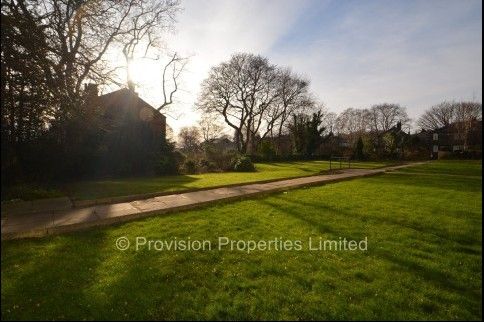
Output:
[
  {"left": 1, "top": 0, "right": 182, "bottom": 181},
  {"left": 270, "top": 68, "right": 312, "bottom": 153},
  {"left": 454, "top": 101, "right": 482, "bottom": 149},
  {"left": 367, "top": 103, "right": 410, "bottom": 134},
  {"left": 417, "top": 101, "right": 455, "bottom": 131},
  {"left": 198, "top": 113, "right": 225, "bottom": 143},
  {"left": 197, "top": 53, "right": 281, "bottom": 154},
  {"left": 178, "top": 126, "right": 201, "bottom": 156},
  {"left": 119, "top": 0, "right": 180, "bottom": 90},
  {"left": 289, "top": 110, "right": 327, "bottom": 158},
  {"left": 197, "top": 53, "right": 315, "bottom": 155},
  {"left": 366, "top": 103, "right": 409, "bottom": 155}
]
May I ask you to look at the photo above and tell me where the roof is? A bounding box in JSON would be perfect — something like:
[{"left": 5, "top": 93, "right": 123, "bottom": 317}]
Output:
[{"left": 97, "top": 88, "right": 166, "bottom": 121}]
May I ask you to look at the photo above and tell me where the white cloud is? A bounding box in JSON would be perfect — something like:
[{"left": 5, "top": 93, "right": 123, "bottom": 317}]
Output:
[
  {"left": 132, "top": 0, "right": 481, "bottom": 134},
  {"left": 136, "top": 0, "right": 311, "bottom": 134},
  {"left": 268, "top": 0, "right": 482, "bottom": 126}
]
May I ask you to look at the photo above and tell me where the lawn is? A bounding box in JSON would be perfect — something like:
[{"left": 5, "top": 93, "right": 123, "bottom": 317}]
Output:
[
  {"left": 1, "top": 160, "right": 481, "bottom": 320},
  {"left": 60, "top": 160, "right": 390, "bottom": 201},
  {"left": 2, "top": 160, "right": 391, "bottom": 202}
]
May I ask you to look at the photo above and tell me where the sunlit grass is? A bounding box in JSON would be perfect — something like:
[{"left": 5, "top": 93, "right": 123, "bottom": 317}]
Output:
[
  {"left": 1, "top": 160, "right": 481, "bottom": 320},
  {"left": 62, "top": 160, "right": 390, "bottom": 200},
  {"left": 2, "top": 160, "right": 391, "bottom": 201}
]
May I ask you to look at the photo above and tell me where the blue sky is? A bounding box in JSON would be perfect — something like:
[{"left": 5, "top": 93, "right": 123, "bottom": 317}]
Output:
[{"left": 128, "top": 0, "right": 482, "bottom": 133}]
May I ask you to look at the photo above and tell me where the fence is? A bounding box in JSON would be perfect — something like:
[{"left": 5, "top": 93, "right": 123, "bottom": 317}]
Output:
[{"left": 329, "top": 155, "right": 351, "bottom": 170}]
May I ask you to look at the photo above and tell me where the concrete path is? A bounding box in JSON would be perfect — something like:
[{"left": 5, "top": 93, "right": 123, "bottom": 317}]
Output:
[{"left": 1, "top": 163, "right": 423, "bottom": 239}]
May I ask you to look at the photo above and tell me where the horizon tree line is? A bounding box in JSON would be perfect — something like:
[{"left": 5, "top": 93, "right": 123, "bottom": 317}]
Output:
[{"left": 195, "top": 52, "right": 482, "bottom": 158}]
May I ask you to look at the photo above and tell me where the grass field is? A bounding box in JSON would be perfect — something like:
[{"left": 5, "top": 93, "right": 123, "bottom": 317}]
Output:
[
  {"left": 3, "top": 160, "right": 389, "bottom": 201},
  {"left": 62, "top": 160, "right": 390, "bottom": 200},
  {"left": 1, "top": 160, "right": 482, "bottom": 320}
]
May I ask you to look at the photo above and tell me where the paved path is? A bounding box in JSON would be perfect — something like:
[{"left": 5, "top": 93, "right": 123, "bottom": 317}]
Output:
[{"left": 1, "top": 163, "right": 423, "bottom": 239}]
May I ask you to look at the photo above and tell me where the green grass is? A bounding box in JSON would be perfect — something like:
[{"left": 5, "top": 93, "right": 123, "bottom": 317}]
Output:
[
  {"left": 61, "top": 160, "right": 390, "bottom": 200},
  {"left": 0, "top": 183, "right": 64, "bottom": 201},
  {"left": 1, "top": 160, "right": 481, "bottom": 320}
]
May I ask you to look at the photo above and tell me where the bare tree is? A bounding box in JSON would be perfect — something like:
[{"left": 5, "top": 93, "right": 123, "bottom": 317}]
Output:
[
  {"left": 274, "top": 68, "right": 312, "bottom": 134},
  {"left": 157, "top": 52, "right": 189, "bottom": 112},
  {"left": 1, "top": 0, "right": 181, "bottom": 120},
  {"left": 322, "top": 111, "right": 338, "bottom": 134},
  {"left": 366, "top": 103, "right": 410, "bottom": 155},
  {"left": 418, "top": 100, "right": 481, "bottom": 149},
  {"left": 335, "top": 108, "right": 369, "bottom": 135},
  {"left": 269, "top": 68, "right": 313, "bottom": 152},
  {"left": 335, "top": 108, "right": 369, "bottom": 147},
  {"left": 367, "top": 103, "right": 410, "bottom": 134},
  {"left": 454, "top": 101, "right": 482, "bottom": 149},
  {"left": 197, "top": 53, "right": 281, "bottom": 154},
  {"left": 178, "top": 126, "right": 201, "bottom": 155},
  {"left": 119, "top": 0, "right": 181, "bottom": 90},
  {"left": 417, "top": 101, "right": 455, "bottom": 131},
  {"left": 3, "top": 0, "right": 125, "bottom": 113},
  {"left": 198, "top": 113, "right": 225, "bottom": 143}
]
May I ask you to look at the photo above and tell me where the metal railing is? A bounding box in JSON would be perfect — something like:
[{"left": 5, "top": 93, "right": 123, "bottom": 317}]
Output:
[{"left": 329, "top": 155, "right": 351, "bottom": 170}]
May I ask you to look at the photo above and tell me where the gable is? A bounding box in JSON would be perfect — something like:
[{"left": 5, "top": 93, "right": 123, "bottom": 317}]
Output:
[{"left": 96, "top": 88, "right": 166, "bottom": 137}]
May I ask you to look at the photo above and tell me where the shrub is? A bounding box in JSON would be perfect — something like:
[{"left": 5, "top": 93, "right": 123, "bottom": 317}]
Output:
[
  {"left": 155, "top": 139, "right": 184, "bottom": 175},
  {"left": 199, "top": 159, "right": 217, "bottom": 172},
  {"left": 204, "top": 145, "right": 238, "bottom": 171},
  {"left": 155, "top": 156, "right": 179, "bottom": 175},
  {"left": 183, "top": 159, "right": 198, "bottom": 174},
  {"left": 258, "top": 141, "right": 277, "bottom": 161},
  {"left": 354, "top": 137, "right": 365, "bottom": 160},
  {"left": 233, "top": 155, "right": 255, "bottom": 172}
]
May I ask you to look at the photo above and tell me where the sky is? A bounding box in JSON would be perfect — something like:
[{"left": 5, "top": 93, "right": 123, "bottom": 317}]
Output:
[{"left": 120, "top": 0, "right": 482, "bottom": 134}]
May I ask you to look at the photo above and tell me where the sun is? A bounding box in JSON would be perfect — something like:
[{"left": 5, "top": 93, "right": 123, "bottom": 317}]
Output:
[{"left": 128, "top": 58, "right": 162, "bottom": 88}]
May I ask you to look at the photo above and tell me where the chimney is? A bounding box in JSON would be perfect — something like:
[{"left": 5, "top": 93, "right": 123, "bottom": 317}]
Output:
[
  {"left": 126, "top": 80, "right": 140, "bottom": 96},
  {"left": 84, "top": 83, "right": 99, "bottom": 98}
]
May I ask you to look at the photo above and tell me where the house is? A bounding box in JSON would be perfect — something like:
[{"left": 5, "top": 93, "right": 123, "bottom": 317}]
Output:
[
  {"left": 380, "top": 121, "right": 411, "bottom": 159},
  {"left": 428, "top": 120, "right": 482, "bottom": 159},
  {"left": 82, "top": 84, "right": 169, "bottom": 176},
  {"left": 85, "top": 84, "right": 167, "bottom": 139}
]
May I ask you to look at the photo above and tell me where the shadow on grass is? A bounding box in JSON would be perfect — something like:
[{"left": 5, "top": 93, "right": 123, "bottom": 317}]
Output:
[
  {"left": 62, "top": 174, "right": 201, "bottom": 200},
  {"left": 380, "top": 172, "right": 482, "bottom": 193},
  {"left": 260, "top": 194, "right": 480, "bottom": 247},
  {"left": 258, "top": 196, "right": 481, "bottom": 311},
  {"left": 1, "top": 230, "right": 110, "bottom": 319},
  {"left": 374, "top": 249, "right": 481, "bottom": 298}
]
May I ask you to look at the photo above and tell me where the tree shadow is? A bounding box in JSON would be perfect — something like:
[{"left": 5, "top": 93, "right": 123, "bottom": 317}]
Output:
[
  {"left": 62, "top": 174, "right": 201, "bottom": 200},
  {"left": 1, "top": 229, "right": 110, "bottom": 320},
  {"left": 381, "top": 172, "right": 482, "bottom": 193}
]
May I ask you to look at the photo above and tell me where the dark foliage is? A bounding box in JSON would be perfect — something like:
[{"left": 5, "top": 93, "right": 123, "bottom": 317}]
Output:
[
  {"left": 289, "top": 110, "right": 328, "bottom": 158},
  {"left": 233, "top": 155, "right": 255, "bottom": 172},
  {"left": 354, "top": 137, "right": 365, "bottom": 160}
]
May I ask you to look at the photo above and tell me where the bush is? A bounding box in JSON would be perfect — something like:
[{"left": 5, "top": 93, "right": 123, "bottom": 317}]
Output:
[
  {"left": 183, "top": 159, "right": 198, "bottom": 174},
  {"left": 199, "top": 159, "right": 217, "bottom": 172},
  {"left": 203, "top": 145, "right": 239, "bottom": 171},
  {"left": 258, "top": 141, "right": 277, "bottom": 161},
  {"left": 155, "top": 139, "right": 184, "bottom": 175},
  {"left": 233, "top": 155, "right": 255, "bottom": 172},
  {"left": 155, "top": 155, "right": 179, "bottom": 175}
]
